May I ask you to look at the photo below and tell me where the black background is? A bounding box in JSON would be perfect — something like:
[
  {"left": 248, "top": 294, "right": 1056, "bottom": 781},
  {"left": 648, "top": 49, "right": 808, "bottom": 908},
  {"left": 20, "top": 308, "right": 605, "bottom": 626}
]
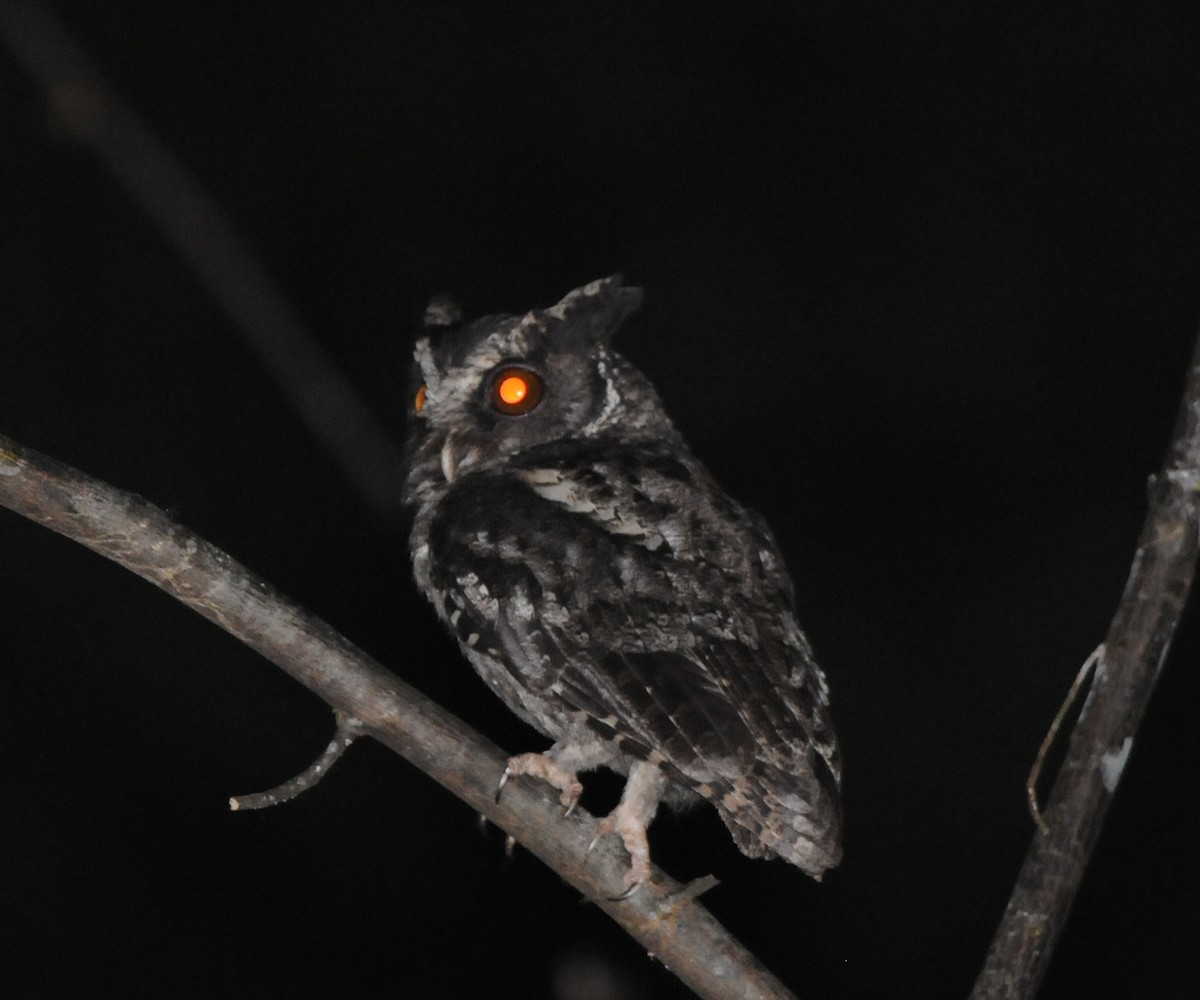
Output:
[{"left": 3, "top": 3, "right": 1200, "bottom": 998}]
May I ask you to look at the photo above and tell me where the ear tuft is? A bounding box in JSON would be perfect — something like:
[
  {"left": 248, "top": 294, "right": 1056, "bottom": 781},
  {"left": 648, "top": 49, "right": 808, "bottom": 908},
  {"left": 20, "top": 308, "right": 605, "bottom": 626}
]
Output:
[
  {"left": 543, "top": 275, "right": 644, "bottom": 346},
  {"left": 423, "top": 294, "right": 464, "bottom": 330}
]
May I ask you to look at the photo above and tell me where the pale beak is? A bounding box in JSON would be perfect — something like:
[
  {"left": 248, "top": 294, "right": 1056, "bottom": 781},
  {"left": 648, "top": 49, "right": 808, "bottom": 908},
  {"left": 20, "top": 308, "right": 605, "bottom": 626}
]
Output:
[{"left": 439, "top": 435, "right": 478, "bottom": 482}]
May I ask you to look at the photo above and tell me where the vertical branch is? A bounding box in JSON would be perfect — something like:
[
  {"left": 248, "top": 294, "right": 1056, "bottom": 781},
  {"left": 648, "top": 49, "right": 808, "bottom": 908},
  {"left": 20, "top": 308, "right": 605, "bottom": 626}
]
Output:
[{"left": 971, "top": 326, "right": 1200, "bottom": 998}]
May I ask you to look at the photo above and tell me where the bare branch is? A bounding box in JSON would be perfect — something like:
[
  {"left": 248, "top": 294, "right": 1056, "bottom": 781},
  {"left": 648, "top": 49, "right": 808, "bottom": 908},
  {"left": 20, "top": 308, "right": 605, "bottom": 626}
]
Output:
[
  {"left": 0, "top": 431, "right": 801, "bottom": 1000},
  {"left": 229, "top": 712, "right": 365, "bottom": 811},
  {"left": 0, "top": 0, "right": 406, "bottom": 515},
  {"left": 971, "top": 327, "right": 1200, "bottom": 998}
]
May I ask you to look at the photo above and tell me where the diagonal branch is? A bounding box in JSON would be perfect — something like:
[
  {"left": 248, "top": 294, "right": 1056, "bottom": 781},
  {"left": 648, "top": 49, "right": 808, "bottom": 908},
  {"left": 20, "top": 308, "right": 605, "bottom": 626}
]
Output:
[
  {"left": 970, "top": 324, "right": 1200, "bottom": 998},
  {"left": 0, "top": 430, "right": 800, "bottom": 1000},
  {"left": 0, "top": 0, "right": 406, "bottom": 516}
]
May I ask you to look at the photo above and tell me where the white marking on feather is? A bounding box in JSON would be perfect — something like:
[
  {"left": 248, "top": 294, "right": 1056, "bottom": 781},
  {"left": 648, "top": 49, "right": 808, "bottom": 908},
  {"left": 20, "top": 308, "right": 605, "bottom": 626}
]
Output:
[
  {"left": 656, "top": 517, "right": 685, "bottom": 552},
  {"left": 457, "top": 572, "right": 499, "bottom": 621},
  {"left": 516, "top": 467, "right": 657, "bottom": 542},
  {"left": 414, "top": 337, "right": 440, "bottom": 391},
  {"left": 519, "top": 471, "right": 577, "bottom": 506},
  {"left": 581, "top": 351, "right": 623, "bottom": 436},
  {"left": 520, "top": 467, "right": 562, "bottom": 485},
  {"left": 508, "top": 589, "right": 535, "bottom": 622},
  {"left": 411, "top": 542, "right": 431, "bottom": 589}
]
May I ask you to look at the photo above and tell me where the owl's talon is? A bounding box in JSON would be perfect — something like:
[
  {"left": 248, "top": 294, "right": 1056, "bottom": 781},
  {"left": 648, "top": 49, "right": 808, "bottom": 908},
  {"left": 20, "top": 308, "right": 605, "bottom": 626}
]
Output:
[
  {"left": 498, "top": 752, "right": 583, "bottom": 813},
  {"left": 589, "top": 762, "right": 661, "bottom": 895},
  {"left": 587, "top": 824, "right": 646, "bottom": 898}
]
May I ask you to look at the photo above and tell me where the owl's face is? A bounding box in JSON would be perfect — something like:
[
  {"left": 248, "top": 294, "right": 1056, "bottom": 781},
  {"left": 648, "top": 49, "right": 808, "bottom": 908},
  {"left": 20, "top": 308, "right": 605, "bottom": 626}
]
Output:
[{"left": 403, "top": 277, "right": 678, "bottom": 500}]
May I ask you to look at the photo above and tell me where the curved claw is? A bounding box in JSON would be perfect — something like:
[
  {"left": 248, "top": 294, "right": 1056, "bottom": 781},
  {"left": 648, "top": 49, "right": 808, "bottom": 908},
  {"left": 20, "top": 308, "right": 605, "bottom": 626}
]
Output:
[
  {"left": 587, "top": 824, "right": 644, "bottom": 900},
  {"left": 563, "top": 795, "right": 579, "bottom": 818},
  {"left": 494, "top": 766, "right": 511, "bottom": 804}
]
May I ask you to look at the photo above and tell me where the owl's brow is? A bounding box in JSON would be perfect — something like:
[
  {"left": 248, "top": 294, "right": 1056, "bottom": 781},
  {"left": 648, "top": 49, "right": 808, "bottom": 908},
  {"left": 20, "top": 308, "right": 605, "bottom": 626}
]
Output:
[
  {"left": 498, "top": 314, "right": 541, "bottom": 355},
  {"left": 448, "top": 322, "right": 540, "bottom": 383}
]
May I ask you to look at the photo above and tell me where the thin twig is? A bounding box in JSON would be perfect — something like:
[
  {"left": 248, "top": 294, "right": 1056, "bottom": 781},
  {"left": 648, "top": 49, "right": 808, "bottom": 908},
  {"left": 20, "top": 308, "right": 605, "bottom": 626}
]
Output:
[
  {"left": 229, "top": 712, "right": 365, "bottom": 811},
  {"left": 1024, "top": 644, "right": 1103, "bottom": 837},
  {"left": 0, "top": 0, "right": 407, "bottom": 515},
  {"left": 971, "top": 327, "right": 1200, "bottom": 999},
  {"left": 0, "top": 431, "right": 800, "bottom": 1000}
]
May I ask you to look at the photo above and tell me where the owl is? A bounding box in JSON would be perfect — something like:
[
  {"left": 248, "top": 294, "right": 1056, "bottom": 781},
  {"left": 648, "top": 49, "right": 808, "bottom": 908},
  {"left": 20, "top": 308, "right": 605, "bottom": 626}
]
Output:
[{"left": 402, "top": 276, "right": 841, "bottom": 891}]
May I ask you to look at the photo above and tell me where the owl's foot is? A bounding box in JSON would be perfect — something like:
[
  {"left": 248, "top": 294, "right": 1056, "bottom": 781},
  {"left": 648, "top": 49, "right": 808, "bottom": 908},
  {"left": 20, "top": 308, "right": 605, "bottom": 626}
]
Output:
[
  {"left": 589, "top": 808, "right": 652, "bottom": 898},
  {"left": 496, "top": 752, "right": 583, "bottom": 816},
  {"left": 587, "top": 761, "right": 668, "bottom": 898}
]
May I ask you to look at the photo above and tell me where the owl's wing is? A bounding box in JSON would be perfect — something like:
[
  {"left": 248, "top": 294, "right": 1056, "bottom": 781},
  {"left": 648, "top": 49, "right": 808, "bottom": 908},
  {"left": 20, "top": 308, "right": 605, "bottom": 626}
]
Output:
[{"left": 426, "top": 443, "right": 840, "bottom": 872}]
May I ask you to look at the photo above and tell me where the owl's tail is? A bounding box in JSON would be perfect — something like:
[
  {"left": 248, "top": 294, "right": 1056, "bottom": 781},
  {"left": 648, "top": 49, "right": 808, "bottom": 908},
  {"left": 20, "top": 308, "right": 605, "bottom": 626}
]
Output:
[{"left": 715, "top": 754, "right": 842, "bottom": 879}]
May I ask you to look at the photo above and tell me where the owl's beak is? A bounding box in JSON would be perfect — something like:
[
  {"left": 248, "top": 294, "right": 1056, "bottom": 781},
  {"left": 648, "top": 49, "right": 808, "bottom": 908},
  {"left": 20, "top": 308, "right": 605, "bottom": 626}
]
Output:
[{"left": 439, "top": 435, "right": 477, "bottom": 482}]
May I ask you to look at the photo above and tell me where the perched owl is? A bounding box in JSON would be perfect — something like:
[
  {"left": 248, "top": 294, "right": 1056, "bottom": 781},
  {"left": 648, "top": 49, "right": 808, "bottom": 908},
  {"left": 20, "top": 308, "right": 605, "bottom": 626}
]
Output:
[{"left": 402, "top": 276, "right": 841, "bottom": 890}]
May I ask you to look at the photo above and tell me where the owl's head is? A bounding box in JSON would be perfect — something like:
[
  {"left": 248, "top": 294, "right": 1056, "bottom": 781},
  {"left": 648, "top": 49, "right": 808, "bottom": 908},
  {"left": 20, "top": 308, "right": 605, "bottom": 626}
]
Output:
[{"left": 402, "top": 276, "right": 680, "bottom": 496}]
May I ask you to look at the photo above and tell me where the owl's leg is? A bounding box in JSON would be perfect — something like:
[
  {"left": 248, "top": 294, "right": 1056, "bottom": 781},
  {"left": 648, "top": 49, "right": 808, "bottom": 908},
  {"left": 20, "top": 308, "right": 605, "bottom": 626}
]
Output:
[
  {"left": 592, "top": 761, "right": 668, "bottom": 894},
  {"left": 496, "top": 752, "right": 584, "bottom": 815}
]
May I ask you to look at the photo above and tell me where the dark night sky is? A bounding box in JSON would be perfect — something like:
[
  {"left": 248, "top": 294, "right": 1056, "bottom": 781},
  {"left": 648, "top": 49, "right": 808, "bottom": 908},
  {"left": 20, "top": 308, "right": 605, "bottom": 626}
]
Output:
[{"left": 3, "top": 3, "right": 1200, "bottom": 998}]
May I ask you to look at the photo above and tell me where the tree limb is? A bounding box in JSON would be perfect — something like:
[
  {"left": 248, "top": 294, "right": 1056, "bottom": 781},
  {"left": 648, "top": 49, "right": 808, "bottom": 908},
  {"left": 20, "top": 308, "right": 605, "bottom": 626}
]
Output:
[
  {"left": 970, "top": 325, "right": 1200, "bottom": 998},
  {"left": 0, "top": 430, "right": 801, "bottom": 1000},
  {"left": 0, "top": 0, "right": 407, "bottom": 515},
  {"left": 229, "top": 711, "right": 365, "bottom": 811}
]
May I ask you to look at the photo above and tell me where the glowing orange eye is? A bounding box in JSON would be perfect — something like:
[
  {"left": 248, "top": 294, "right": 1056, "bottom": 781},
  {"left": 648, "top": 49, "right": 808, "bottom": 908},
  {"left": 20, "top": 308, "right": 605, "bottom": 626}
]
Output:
[
  {"left": 414, "top": 383, "right": 427, "bottom": 413},
  {"left": 498, "top": 376, "right": 529, "bottom": 405},
  {"left": 490, "top": 367, "right": 543, "bottom": 415}
]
